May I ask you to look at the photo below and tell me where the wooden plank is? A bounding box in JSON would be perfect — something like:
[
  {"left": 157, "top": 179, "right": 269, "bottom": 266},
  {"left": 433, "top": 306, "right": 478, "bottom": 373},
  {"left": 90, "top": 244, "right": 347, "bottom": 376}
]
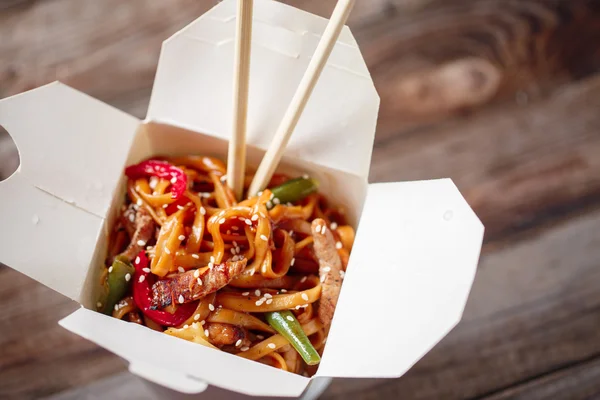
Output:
[{"left": 324, "top": 205, "right": 600, "bottom": 399}]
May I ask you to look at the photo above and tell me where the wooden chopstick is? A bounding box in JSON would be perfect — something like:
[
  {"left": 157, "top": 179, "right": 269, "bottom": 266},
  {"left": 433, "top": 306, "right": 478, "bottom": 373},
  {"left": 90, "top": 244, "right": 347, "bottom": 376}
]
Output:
[
  {"left": 227, "top": 0, "right": 254, "bottom": 201},
  {"left": 248, "top": 0, "right": 355, "bottom": 197}
]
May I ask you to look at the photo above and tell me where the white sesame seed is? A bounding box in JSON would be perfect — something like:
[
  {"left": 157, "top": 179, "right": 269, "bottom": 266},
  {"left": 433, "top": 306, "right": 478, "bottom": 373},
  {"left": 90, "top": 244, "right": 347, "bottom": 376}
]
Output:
[
  {"left": 164, "top": 247, "right": 171, "bottom": 255},
  {"left": 267, "top": 343, "right": 276, "bottom": 349},
  {"left": 197, "top": 278, "right": 203, "bottom": 285},
  {"left": 171, "top": 177, "right": 178, "bottom": 184},
  {"left": 230, "top": 247, "right": 236, "bottom": 255},
  {"left": 178, "top": 266, "right": 185, "bottom": 273},
  {"left": 136, "top": 199, "right": 143, "bottom": 206},
  {"left": 137, "top": 239, "right": 146, "bottom": 246},
  {"left": 191, "top": 254, "right": 200, "bottom": 259},
  {"left": 255, "top": 289, "right": 261, "bottom": 296},
  {"left": 320, "top": 275, "right": 326, "bottom": 283},
  {"left": 339, "top": 270, "right": 345, "bottom": 279},
  {"left": 143, "top": 267, "right": 151, "bottom": 273},
  {"left": 321, "top": 226, "right": 327, "bottom": 234},
  {"left": 336, "top": 241, "right": 343, "bottom": 249},
  {"left": 134, "top": 256, "right": 140, "bottom": 264},
  {"left": 251, "top": 214, "right": 259, "bottom": 221},
  {"left": 236, "top": 339, "right": 242, "bottom": 347},
  {"left": 330, "top": 222, "right": 338, "bottom": 230},
  {"left": 257, "top": 335, "right": 264, "bottom": 340},
  {"left": 303, "top": 174, "right": 309, "bottom": 179},
  {"left": 260, "top": 234, "right": 268, "bottom": 241},
  {"left": 257, "top": 191, "right": 263, "bottom": 196},
  {"left": 286, "top": 315, "right": 294, "bottom": 322},
  {"left": 280, "top": 289, "right": 287, "bottom": 293},
  {"left": 114, "top": 304, "right": 119, "bottom": 311},
  {"left": 194, "top": 314, "right": 200, "bottom": 321},
  {"left": 273, "top": 198, "right": 280, "bottom": 205},
  {"left": 261, "top": 264, "right": 267, "bottom": 273},
  {"left": 208, "top": 262, "right": 214, "bottom": 269},
  {"left": 139, "top": 275, "right": 146, "bottom": 283},
  {"left": 210, "top": 256, "right": 215, "bottom": 263},
  {"left": 200, "top": 207, "right": 206, "bottom": 215},
  {"left": 178, "top": 235, "right": 186, "bottom": 241},
  {"left": 255, "top": 300, "right": 263, "bottom": 306},
  {"left": 178, "top": 294, "right": 184, "bottom": 304},
  {"left": 96, "top": 302, "right": 102, "bottom": 308},
  {"left": 220, "top": 175, "right": 227, "bottom": 182},
  {"left": 323, "top": 266, "right": 331, "bottom": 272},
  {"left": 266, "top": 299, "right": 273, "bottom": 305},
  {"left": 177, "top": 205, "right": 184, "bottom": 210},
  {"left": 194, "top": 269, "right": 200, "bottom": 278},
  {"left": 219, "top": 218, "right": 226, "bottom": 224},
  {"left": 259, "top": 212, "right": 266, "bottom": 218},
  {"left": 264, "top": 293, "right": 273, "bottom": 298},
  {"left": 291, "top": 258, "right": 296, "bottom": 266},
  {"left": 266, "top": 201, "right": 273, "bottom": 209},
  {"left": 204, "top": 329, "right": 210, "bottom": 337},
  {"left": 162, "top": 204, "right": 168, "bottom": 209},
  {"left": 242, "top": 292, "right": 250, "bottom": 296},
  {"left": 300, "top": 276, "right": 307, "bottom": 283},
  {"left": 241, "top": 346, "right": 250, "bottom": 352},
  {"left": 128, "top": 213, "right": 135, "bottom": 223},
  {"left": 244, "top": 219, "right": 252, "bottom": 226},
  {"left": 108, "top": 266, "right": 113, "bottom": 273},
  {"left": 208, "top": 304, "right": 214, "bottom": 312},
  {"left": 201, "top": 320, "right": 206, "bottom": 325},
  {"left": 301, "top": 293, "right": 309, "bottom": 301}
]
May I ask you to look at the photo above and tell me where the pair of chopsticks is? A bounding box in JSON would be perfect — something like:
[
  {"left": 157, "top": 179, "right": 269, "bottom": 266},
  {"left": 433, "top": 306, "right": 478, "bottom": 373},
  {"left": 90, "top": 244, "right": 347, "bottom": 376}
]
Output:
[{"left": 227, "top": 0, "right": 356, "bottom": 200}]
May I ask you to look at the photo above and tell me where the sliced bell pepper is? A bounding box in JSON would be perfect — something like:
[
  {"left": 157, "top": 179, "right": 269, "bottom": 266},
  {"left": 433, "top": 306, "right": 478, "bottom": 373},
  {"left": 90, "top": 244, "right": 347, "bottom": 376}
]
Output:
[
  {"left": 132, "top": 250, "right": 197, "bottom": 327},
  {"left": 265, "top": 310, "right": 321, "bottom": 365},
  {"left": 100, "top": 258, "right": 135, "bottom": 315},
  {"left": 270, "top": 177, "right": 318, "bottom": 206},
  {"left": 125, "top": 160, "right": 187, "bottom": 199}
]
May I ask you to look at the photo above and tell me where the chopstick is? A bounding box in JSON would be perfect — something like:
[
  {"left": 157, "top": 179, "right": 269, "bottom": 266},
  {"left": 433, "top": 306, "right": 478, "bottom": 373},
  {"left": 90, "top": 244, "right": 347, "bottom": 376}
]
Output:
[
  {"left": 248, "top": 0, "right": 355, "bottom": 197},
  {"left": 227, "top": 0, "right": 254, "bottom": 201}
]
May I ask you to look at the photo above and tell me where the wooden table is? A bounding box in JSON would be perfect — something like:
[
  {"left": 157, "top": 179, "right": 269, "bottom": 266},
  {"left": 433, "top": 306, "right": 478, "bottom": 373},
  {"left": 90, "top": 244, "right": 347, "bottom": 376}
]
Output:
[{"left": 2, "top": 0, "right": 600, "bottom": 399}]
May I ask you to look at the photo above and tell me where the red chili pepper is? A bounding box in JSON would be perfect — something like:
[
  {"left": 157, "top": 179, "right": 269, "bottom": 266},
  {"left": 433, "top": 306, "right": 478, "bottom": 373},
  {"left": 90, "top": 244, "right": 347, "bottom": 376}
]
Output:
[
  {"left": 132, "top": 251, "right": 196, "bottom": 327},
  {"left": 125, "top": 160, "right": 187, "bottom": 199}
]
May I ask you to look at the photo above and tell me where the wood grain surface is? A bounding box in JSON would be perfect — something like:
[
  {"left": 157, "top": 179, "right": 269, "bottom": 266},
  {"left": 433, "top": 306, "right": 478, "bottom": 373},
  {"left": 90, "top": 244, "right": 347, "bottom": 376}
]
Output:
[{"left": 1, "top": 0, "right": 600, "bottom": 399}]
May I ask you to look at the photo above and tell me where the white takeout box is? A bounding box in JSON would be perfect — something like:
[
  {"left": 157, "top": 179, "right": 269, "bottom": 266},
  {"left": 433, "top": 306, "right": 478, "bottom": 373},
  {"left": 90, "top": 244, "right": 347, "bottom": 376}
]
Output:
[{"left": 0, "top": 0, "right": 484, "bottom": 398}]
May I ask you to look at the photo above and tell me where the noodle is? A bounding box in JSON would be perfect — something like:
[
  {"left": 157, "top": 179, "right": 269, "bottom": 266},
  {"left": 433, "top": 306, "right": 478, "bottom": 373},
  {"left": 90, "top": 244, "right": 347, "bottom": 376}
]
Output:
[{"left": 102, "top": 155, "right": 356, "bottom": 377}]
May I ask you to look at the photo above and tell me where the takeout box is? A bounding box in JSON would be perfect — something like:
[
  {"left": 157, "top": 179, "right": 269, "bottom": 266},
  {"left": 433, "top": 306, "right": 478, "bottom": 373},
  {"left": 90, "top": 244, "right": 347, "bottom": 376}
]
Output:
[{"left": 0, "top": 0, "right": 484, "bottom": 398}]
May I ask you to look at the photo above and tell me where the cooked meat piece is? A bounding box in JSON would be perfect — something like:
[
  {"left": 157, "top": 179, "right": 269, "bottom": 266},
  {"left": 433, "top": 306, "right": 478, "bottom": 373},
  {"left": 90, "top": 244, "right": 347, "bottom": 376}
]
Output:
[
  {"left": 120, "top": 204, "right": 137, "bottom": 237},
  {"left": 119, "top": 206, "right": 155, "bottom": 262},
  {"left": 207, "top": 322, "right": 251, "bottom": 347},
  {"left": 151, "top": 258, "right": 247, "bottom": 308},
  {"left": 311, "top": 218, "right": 343, "bottom": 327}
]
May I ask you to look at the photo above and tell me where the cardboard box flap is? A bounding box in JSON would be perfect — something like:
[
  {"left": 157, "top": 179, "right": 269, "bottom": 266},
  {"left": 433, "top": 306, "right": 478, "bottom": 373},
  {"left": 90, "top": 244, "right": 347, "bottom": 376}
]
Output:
[
  {"left": 0, "top": 83, "right": 139, "bottom": 301},
  {"left": 148, "top": 0, "right": 379, "bottom": 179},
  {"left": 317, "top": 179, "right": 484, "bottom": 378},
  {"left": 60, "top": 308, "right": 311, "bottom": 397}
]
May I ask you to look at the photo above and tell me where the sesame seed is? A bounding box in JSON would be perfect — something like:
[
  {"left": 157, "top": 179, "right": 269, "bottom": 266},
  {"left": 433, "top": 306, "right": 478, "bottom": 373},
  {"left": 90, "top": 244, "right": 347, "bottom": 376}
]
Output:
[
  {"left": 114, "top": 304, "right": 119, "bottom": 311},
  {"left": 244, "top": 219, "right": 252, "bottom": 226},
  {"left": 257, "top": 191, "right": 263, "bottom": 196},
  {"left": 201, "top": 320, "right": 206, "bottom": 325},
  {"left": 242, "top": 292, "right": 250, "bottom": 296},
  {"left": 220, "top": 175, "right": 227, "bottom": 182},
  {"left": 300, "top": 276, "right": 307, "bottom": 283},
  {"left": 267, "top": 343, "right": 276, "bottom": 349},
  {"left": 301, "top": 293, "right": 309, "bottom": 301},
  {"left": 178, "top": 267, "right": 185, "bottom": 273},
  {"left": 236, "top": 339, "right": 242, "bottom": 347},
  {"left": 264, "top": 293, "right": 272, "bottom": 298},
  {"left": 255, "top": 300, "right": 263, "bottom": 306},
  {"left": 323, "top": 266, "right": 331, "bottom": 272},
  {"left": 286, "top": 315, "right": 294, "bottom": 322},
  {"left": 204, "top": 329, "right": 210, "bottom": 337},
  {"left": 320, "top": 275, "right": 326, "bottom": 283},
  {"left": 170, "top": 177, "right": 177, "bottom": 184},
  {"left": 339, "top": 270, "right": 345, "bottom": 279},
  {"left": 208, "top": 304, "right": 215, "bottom": 311},
  {"left": 303, "top": 174, "right": 309, "bottom": 179},
  {"left": 128, "top": 213, "right": 135, "bottom": 223},
  {"left": 257, "top": 335, "right": 264, "bottom": 340},
  {"left": 177, "top": 205, "right": 184, "bottom": 210},
  {"left": 291, "top": 258, "right": 296, "bottom": 266},
  {"left": 178, "top": 295, "right": 184, "bottom": 303},
  {"left": 226, "top": 230, "right": 231, "bottom": 235},
  {"left": 143, "top": 267, "right": 151, "bottom": 273},
  {"left": 295, "top": 305, "right": 301, "bottom": 310},
  {"left": 139, "top": 275, "right": 146, "bottom": 283},
  {"left": 137, "top": 240, "right": 146, "bottom": 246},
  {"left": 336, "top": 241, "right": 343, "bottom": 249},
  {"left": 266, "top": 201, "right": 273, "bottom": 209},
  {"left": 162, "top": 204, "right": 168, "bottom": 209},
  {"left": 219, "top": 218, "right": 226, "bottom": 224},
  {"left": 193, "top": 314, "right": 200, "bottom": 321},
  {"left": 194, "top": 269, "right": 200, "bottom": 278},
  {"left": 330, "top": 222, "right": 338, "bottom": 230},
  {"left": 230, "top": 248, "right": 236, "bottom": 255},
  {"left": 240, "top": 346, "right": 250, "bottom": 352},
  {"left": 96, "top": 302, "right": 102, "bottom": 308},
  {"left": 135, "top": 256, "right": 140, "bottom": 264},
  {"left": 260, "top": 234, "right": 268, "bottom": 241},
  {"left": 192, "top": 254, "right": 200, "bottom": 259},
  {"left": 255, "top": 289, "right": 261, "bottom": 296},
  {"left": 178, "top": 235, "right": 186, "bottom": 241},
  {"left": 287, "top": 202, "right": 293, "bottom": 207},
  {"left": 208, "top": 262, "right": 214, "bottom": 269},
  {"left": 280, "top": 289, "right": 287, "bottom": 293},
  {"left": 259, "top": 212, "right": 266, "bottom": 218},
  {"left": 273, "top": 198, "right": 280, "bottom": 205},
  {"left": 251, "top": 214, "right": 259, "bottom": 221},
  {"left": 266, "top": 299, "right": 273, "bottom": 304},
  {"left": 232, "top": 226, "right": 239, "bottom": 231},
  {"left": 197, "top": 278, "right": 203, "bottom": 285},
  {"left": 137, "top": 199, "right": 143, "bottom": 206},
  {"left": 210, "top": 256, "right": 215, "bottom": 263},
  {"left": 164, "top": 247, "right": 171, "bottom": 255},
  {"left": 200, "top": 207, "right": 206, "bottom": 215},
  {"left": 108, "top": 266, "right": 113, "bottom": 273},
  {"left": 321, "top": 226, "right": 327, "bottom": 234}
]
